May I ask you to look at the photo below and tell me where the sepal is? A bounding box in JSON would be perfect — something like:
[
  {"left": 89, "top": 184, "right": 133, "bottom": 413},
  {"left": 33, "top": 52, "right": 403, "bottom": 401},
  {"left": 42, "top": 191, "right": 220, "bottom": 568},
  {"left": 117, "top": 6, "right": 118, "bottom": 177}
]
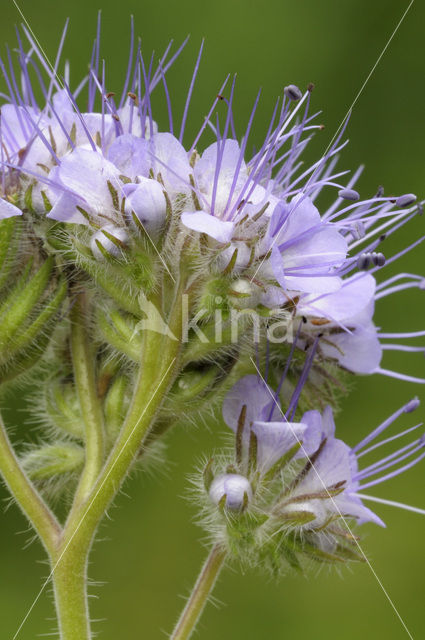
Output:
[
  {"left": 0, "top": 249, "right": 67, "bottom": 383},
  {"left": 21, "top": 443, "right": 84, "bottom": 481}
]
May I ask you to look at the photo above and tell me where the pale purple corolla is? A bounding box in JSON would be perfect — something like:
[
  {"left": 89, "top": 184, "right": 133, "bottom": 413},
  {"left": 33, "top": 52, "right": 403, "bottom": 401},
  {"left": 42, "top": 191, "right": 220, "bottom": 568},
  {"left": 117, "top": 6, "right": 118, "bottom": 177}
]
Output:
[
  {"left": 0, "top": 198, "right": 22, "bottom": 219},
  {"left": 284, "top": 397, "right": 425, "bottom": 529},
  {"left": 220, "top": 375, "right": 425, "bottom": 528},
  {"left": 0, "top": 29, "right": 421, "bottom": 311},
  {"left": 292, "top": 270, "right": 425, "bottom": 383},
  {"left": 181, "top": 139, "right": 347, "bottom": 296},
  {"left": 90, "top": 223, "right": 129, "bottom": 259},
  {"left": 209, "top": 473, "right": 252, "bottom": 510},
  {"left": 222, "top": 374, "right": 321, "bottom": 472},
  {"left": 295, "top": 272, "right": 381, "bottom": 374},
  {"left": 0, "top": 23, "right": 423, "bottom": 375}
]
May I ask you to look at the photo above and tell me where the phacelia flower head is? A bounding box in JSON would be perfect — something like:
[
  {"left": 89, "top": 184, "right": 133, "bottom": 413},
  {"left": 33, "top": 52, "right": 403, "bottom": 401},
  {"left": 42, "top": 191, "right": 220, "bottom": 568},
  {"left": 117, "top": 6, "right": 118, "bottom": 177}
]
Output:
[
  {"left": 0, "top": 24, "right": 422, "bottom": 294},
  {"left": 199, "top": 374, "right": 425, "bottom": 572},
  {"left": 0, "top": 21, "right": 422, "bottom": 401}
]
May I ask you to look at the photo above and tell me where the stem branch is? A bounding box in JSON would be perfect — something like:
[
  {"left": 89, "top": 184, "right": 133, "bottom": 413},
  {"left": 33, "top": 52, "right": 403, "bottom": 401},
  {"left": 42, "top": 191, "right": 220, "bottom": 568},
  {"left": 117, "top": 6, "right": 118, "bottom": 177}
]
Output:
[
  {"left": 70, "top": 292, "right": 104, "bottom": 505},
  {"left": 170, "top": 544, "right": 227, "bottom": 640},
  {"left": 0, "top": 410, "right": 61, "bottom": 556}
]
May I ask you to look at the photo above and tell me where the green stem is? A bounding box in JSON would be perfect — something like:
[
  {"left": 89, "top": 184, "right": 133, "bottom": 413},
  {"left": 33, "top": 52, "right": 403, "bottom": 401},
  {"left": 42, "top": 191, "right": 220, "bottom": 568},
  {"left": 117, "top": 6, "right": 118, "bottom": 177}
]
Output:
[
  {"left": 0, "top": 410, "right": 61, "bottom": 556},
  {"left": 70, "top": 292, "right": 104, "bottom": 506},
  {"left": 170, "top": 544, "right": 227, "bottom": 640},
  {"left": 51, "top": 542, "right": 91, "bottom": 640},
  {"left": 50, "top": 281, "right": 183, "bottom": 639},
  {"left": 64, "top": 279, "right": 183, "bottom": 538},
  {"left": 64, "top": 321, "right": 181, "bottom": 546}
]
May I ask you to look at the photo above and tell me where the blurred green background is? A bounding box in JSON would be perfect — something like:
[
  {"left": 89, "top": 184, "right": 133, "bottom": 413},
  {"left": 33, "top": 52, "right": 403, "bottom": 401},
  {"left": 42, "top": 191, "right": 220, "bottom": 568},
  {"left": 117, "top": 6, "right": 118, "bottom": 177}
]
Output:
[{"left": 0, "top": 0, "right": 425, "bottom": 638}]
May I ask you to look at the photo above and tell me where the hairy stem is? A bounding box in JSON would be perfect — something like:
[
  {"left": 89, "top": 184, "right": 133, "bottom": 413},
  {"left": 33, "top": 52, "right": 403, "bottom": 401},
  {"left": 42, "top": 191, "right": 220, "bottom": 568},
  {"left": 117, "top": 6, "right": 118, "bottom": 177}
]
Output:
[
  {"left": 70, "top": 291, "right": 105, "bottom": 506},
  {"left": 51, "top": 541, "right": 91, "bottom": 640},
  {"left": 0, "top": 410, "right": 61, "bottom": 556},
  {"left": 170, "top": 544, "right": 227, "bottom": 640},
  {"left": 50, "top": 279, "right": 183, "bottom": 638}
]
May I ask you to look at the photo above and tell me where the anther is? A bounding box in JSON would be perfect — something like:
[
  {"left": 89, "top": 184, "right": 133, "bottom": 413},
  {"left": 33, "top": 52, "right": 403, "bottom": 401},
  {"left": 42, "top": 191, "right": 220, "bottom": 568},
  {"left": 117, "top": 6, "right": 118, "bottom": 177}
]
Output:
[
  {"left": 357, "top": 253, "right": 372, "bottom": 270},
  {"left": 338, "top": 188, "right": 360, "bottom": 201},
  {"left": 284, "top": 84, "right": 302, "bottom": 101},
  {"left": 373, "top": 252, "right": 386, "bottom": 267},
  {"left": 405, "top": 397, "right": 420, "bottom": 413},
  {"left": 396, "top": 193, "right": 417, "bottom": 208}
]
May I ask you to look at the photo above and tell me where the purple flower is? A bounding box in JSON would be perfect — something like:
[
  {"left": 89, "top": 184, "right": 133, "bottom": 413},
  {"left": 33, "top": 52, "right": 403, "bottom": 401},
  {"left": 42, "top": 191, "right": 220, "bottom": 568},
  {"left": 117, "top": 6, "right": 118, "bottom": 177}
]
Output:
[
  {"left": 291, "top": 270, "right": 425, "bottom": 382},
  {"left": 0, "top": 198, "right": 22, "bottom": 219},
  {"left": 260, "top": 194, "right": 347, "bottom": 296},
  {"left": 282, "top": 398, "right": 425, "bottom": 529},
  {"left": 220, "top": 375, "right": 425, "bottom": 531},
  {"left": 0, "top": 21, "right": 423, "bottom": 387},
  {"left": 1, "top": 27, "right": 420, "bottom": 305},
  {"left": 295, "top": 272, "right": 381, "bottom": 374},
  {"left": 47, "top": 148, "right": 123, "bottom": 225},
  {"left": 181, "top": 138, "right": 277, "bottom": 242},
  {"left": 124, "top": 177, "right": 167, "bottom": 236},
  {"left": 222, "top": 375, "right": 321, "bottom": 471}
]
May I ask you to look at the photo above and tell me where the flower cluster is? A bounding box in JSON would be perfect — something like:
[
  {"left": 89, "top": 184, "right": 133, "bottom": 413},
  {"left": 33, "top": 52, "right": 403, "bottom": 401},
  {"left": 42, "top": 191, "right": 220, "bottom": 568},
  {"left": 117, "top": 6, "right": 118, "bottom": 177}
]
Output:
[
  {"left": 0, "top": 20, "right": 423, "bottom": 599},
  {"left": 0, "top": 26, "right": 423, "bottom": 390},
  {"left": 201, "top": 373, "right": 424, "bottom": 571}
]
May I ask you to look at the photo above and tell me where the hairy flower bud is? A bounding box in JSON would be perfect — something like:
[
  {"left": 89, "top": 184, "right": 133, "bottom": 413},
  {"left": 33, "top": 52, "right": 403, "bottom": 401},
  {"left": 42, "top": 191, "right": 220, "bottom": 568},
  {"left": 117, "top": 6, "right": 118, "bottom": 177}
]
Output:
[
  {"left": 228, "top": 278, "right": 260, "bottom": 309},
  {"left": 209, "top": 473, "right": 252, "bottom": 510},
  {"left": 124, "top": 177, "right": 167, "bottom": 236},
  {"left": 90, "top": 224, "right": 129, "bottom": 260}
]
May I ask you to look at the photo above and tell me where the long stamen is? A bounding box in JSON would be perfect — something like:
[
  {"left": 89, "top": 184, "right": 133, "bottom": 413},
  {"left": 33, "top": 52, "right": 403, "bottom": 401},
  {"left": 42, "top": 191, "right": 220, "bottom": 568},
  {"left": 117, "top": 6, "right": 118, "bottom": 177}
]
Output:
[
  {"left": 352, "top": 398, "right": 420, "bottom": 453},
  {"left": 357, "top": 423, "right": 424, "bottom": 458},
  {"left": 359, "top": 447, "right": 425, "bottom": 490},
  {"left": 356, "top": 494, "right": 425, "bottom": 516},
  {"left": 179, "top": 39, "right": 204, "bottom": 143}
]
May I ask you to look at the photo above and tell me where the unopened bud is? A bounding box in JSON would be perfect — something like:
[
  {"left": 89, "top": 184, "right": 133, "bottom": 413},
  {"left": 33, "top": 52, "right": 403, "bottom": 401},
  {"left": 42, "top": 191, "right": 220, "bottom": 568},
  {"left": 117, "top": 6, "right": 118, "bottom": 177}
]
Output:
[
  {"left": 282, "top": 499, "right": 326, "bottom": 529},
  {"left": 124, "top": 176, "right": 167, "bottom": 236},
  {"left": 209, "top": 473, "right": 252, "bottom": 510},
  {"left": 228, "top": 278, "right": 260, "bottom": 309},
  {"left": 90, "top": 224, "right": 128, "bottom": 259}
]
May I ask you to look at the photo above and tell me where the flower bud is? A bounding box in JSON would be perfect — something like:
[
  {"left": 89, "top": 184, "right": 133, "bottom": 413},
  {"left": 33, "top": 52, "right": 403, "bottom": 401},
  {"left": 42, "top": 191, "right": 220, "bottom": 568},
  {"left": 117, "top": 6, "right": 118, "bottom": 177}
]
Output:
[
  {"left": 45, "top": 382, "right": 84, "bottom": 439},
  {"left": 90, "top": 224, "right": 129, "bottom": 260},
  {"left": 228, "top": 278, "right": 260, "bottom": 309},
  {"left": 21, "top": 443, "right": 84, "bottom": 482},
  {"left": 124, "top": 177, "right": 167, "bottom": 236},
  {"left": 197, "top": 275, "right": 230, "bottom": 315},
  {"left": 209, "top": 473, "right": 252, "bottom": 510},
  {"left": 281, "top": 500, "right": 327, "bottom": 529}
]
